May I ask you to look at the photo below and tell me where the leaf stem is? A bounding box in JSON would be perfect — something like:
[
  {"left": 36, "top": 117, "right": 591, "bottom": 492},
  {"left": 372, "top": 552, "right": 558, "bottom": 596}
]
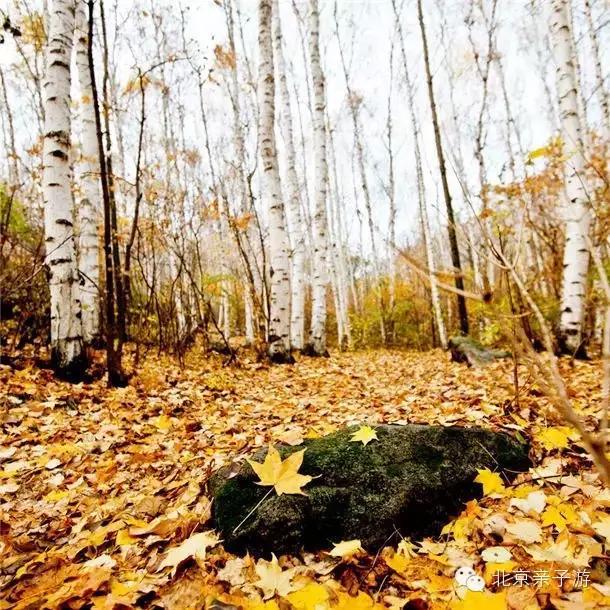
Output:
[{"left": 232, "top": 487, "right": 274, "bottom": 534}]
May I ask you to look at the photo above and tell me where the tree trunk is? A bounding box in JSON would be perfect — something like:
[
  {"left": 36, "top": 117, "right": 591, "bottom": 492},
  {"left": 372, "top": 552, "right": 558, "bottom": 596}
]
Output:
[
  {"left": 327, "top": 116, "right": 352, "bottom": 349},
  {"left": 74, "top": 2, "right": 101, "bottom": 346},
  {"left": 272, "top": 0, "right": 306, "bottom": 351},
  {"left": 99, "top": 0, "right": 127, "bottom": 345},
  {"left": 258, "top": 0, "right": 293, "bottom": 363},
  {"left": 392, "top": 0, "right": 446, "bottom": 348},
  {"left": 306, "top": 0, "right": 329, "bottom": 356},
  {"left": 334, "top": 6, "right": 386, "bottom": 344},
  {"left": 87, "top": 0, "right": 125, "bottom": 386},
  {"left": 42, "top": 0, "right": 87, "bottom": 378},
  {"left": 417, "top": 0, "right": 469, "bottom": 336},
  {"left": 551, "top": 0, "right": 592, "bottom": 356},
  {"left": 584, "top": 0, "right": 610, "bottom": 140}
]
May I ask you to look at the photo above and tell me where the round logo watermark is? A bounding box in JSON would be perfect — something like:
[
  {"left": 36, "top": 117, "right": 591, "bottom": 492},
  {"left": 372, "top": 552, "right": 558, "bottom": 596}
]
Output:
[{"left": 454, "top": 566, "right": 485, "bottom": 592}]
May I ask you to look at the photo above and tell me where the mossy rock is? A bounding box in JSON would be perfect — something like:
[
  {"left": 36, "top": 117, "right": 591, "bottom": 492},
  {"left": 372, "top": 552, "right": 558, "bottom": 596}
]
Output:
[
  {"left": 448, "top": 336, "right": 511, "bottom": 366},
  {"left": 209, "top": 424, "right": 530, "bottom": 557}
]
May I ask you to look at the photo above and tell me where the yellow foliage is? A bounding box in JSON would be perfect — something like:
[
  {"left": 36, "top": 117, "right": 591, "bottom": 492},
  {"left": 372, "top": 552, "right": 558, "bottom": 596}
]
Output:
[
  {"left": 247, "top": 446, "right": 313, "bottom": 495},
  {"left": 474, "top": 469, "right": 505, "bottom": 495}
]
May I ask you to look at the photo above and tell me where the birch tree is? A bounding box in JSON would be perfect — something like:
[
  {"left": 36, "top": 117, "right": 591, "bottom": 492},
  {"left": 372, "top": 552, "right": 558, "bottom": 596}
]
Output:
[
  {"left": 306, "top": 0, "right": 329, "bottom": 356},
  {"left": 42, "top": 0, "right": 86, "bottom": 377},
  {"left": 583, "top": 0, "right": 609, "bottom": 140},
  {"left": 258, "top": 0, "right": 293, "bottom": 363},
  {"left": 74, "top": 1, "right": 100, "bottom": 345},
  {"left": 334, "top": 4, "right": 387, "bottom": 344},
  {"left": 391, "top": 0, "right": 446, "bottom": 348},
  {"left": 550, "top": 0, "right": 592, "bottom": 355},
  {"left": 272, "top": 0, "right": 306, "bottom": 351}
]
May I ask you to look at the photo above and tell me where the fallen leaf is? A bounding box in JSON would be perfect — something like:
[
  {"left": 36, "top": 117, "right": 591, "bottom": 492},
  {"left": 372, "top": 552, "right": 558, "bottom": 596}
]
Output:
[
  {"left": 157, "top": 530, "right": 220, "bottom": 575},
  {"left": 481, "top": 546, "right": 512, "bottom": 563},
  {"left": 247, "top": 446, "right": 312, "bottom": 495},
  {"left": 0, "top": 482, "right": 19, "bottom": 494},
  {"left": 510, "top": 490, "right": 546, "bottom": 514},
  {"left": 537, "top": 427, "right": 570, "bottom": 450},
  {"left": 285, "top": 582, "right": 329, "bottom": 609},
  {"left": 328, "top": 539, "right": 363, "bottom": 558},
  {"left": 45, "top": 458, "right": 61, "bottom": 470},
  {"left": 505, "top": 519, "right": 543, "bottom": 544},
  {"left": 254, "top": 553, "right": 297, "bottom": 599},
  {"left": 474, "top": 469, "right": 505, "bottom": 495},
  {"left": 350, "top": 425, "right": 378, "bottom": 446}
]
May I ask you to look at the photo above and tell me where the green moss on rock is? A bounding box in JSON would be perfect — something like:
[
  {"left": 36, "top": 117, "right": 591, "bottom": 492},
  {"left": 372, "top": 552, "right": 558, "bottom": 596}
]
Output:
[
  {"left": 210, "top": 424, "right": 530, "bottom": 557},
  {"left": 448, "top": 336, "right": 511, "bottom": 366}
]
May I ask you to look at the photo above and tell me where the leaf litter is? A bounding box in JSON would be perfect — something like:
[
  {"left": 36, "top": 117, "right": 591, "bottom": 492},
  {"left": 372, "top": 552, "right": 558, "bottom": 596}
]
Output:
[{"left": 1, "top": 348, "right": 609, "bottom": 608}]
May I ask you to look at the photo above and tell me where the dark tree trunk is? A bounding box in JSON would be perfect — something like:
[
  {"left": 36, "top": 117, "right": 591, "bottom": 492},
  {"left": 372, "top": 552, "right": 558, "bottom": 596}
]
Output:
[
  {"left": 87, "top": 0, "right": 126, "bottom": 387},
  {"left": 417, "top": 0, "right": 469, "bottom": 336},
  {"left": 99, "top": 0, "right": 127, "bottom": 345}
]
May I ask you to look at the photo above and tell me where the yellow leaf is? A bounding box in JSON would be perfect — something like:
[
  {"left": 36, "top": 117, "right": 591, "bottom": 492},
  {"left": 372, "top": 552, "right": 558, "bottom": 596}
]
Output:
[
  {"left": 386, "top": 551, "right": 410, "bottom": 574},
  {"left": 116, "top": 529, "right": 137, "bottom": 546},
  {"left": 451, "top": 590, "right": 508, "bottom": 610},
  {"left": 328, "top": 539, "right": 362, "bottom": 558},
  {"left": 254, "top": 553, "right": 297, "bottom": 599},
  {"left": 333, "top": 590, "right": 381, "bottom": 610},
  {"left": 397, "top": 538, "right": 418, "bottom": 558},
  {"left": 538, "top": 427, "right": 570, "bottom": 450},
  {"left": 484, "top": 560, "right": 517, "bottom": 583},
  {"left": 541, "top": 504, "right": 578, "bottom": 531},
  {"left": 474, "top": 469, "right": 505, "bottom": 495},
  {"left": 527, "top": 145, "right": 551, "bottom": 160},
  {"left": 247, "top": 446, "right": 312, "bottom": 495},
  {"left": 350, "top": 425, "right": 378, "bottom": 446},
  {"left": 88, "top": 528, "right": 109, "bottom": 547},
  {"left": 155, "top": 414, "right": 172, "bottom": 431},
  {"left": 45, "top": 489, "right": 69, "bottom": 502},
  {"left": 441, "top": 516, "right": 471, "bottom": 541},
  {"left": 285, "top": 582, "right": 329, "bottom": 609},
  {"left": 156, "top": 530, "right": 220, "bottom": 575},
  {"left": 244, "top": 601, "right": 281, "bottom": 610}
]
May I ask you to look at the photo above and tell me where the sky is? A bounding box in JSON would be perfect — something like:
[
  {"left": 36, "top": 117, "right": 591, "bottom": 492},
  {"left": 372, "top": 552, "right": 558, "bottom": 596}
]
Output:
[{"left": 1, "top": 0, "right": 609, "bottom": 259}]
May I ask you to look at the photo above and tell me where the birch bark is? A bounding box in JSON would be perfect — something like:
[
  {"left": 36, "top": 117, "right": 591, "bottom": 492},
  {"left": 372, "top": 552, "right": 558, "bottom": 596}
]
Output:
[
  {"left": 551, "top": 0, "right": 592, "bottom": 355},
  {"left": 583, "top": 0, "right": 609, "bottom": 139},
  {"left": 306, "top": 0, "right": 329, "bottom": 356},
  {"left": 74, "top": 2, "right": 100, "bottom": 345},
  {"left": 258, "top": 0, "right": 293, "bottom": 362},
  {"left": 272, "top": 0, "right": 306, "bottom": 350},
  {"left": 42, "top": 0, "right": 86, "bottom": 375},
  {"left": 392, "top": 0, "right": 446, "bottom": 347}
]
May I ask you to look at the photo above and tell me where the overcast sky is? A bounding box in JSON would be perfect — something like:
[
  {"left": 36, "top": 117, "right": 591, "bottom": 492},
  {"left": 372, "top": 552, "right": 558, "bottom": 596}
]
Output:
[{"left": 2, "top": 0, "right": 608, "bottom": 256}]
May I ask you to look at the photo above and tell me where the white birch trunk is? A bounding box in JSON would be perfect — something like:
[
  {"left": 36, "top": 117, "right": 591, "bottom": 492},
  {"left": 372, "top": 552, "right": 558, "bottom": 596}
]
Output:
[
  {"left": 74, "top": 2, "right": 100, "bottom": 345},
  {"left": 551, "top": 0, "right": 592, "bottom": 354},
  {"left": 307, "top": 0, "right": 329, "bottom": 355},
  {"left": 258, "top": 0, "right": 292, "bottom": 361},
  {"left": 584, "top": 0, "right": 610, "bottom": 140},
  {"left": 272, "top": 0, "right": 306, "bottom": 350},
  {"left": 224, "top": 0, "right": 259, "bottom": 345},
  {"left": 394, "top": 0, "right": 446, "bottom": 348},
  {"left": 327, "top": 119, "right": 352, "bottom": 349},
  {"left": 42, "top": 0, "right": 86, "bottom": 375},
  {"left": 218, "top": 192, "right": 232, "bottom": 340}
]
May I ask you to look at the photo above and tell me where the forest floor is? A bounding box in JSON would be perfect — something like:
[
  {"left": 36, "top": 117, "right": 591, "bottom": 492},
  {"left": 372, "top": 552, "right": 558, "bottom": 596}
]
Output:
[{"left": 1, "top": 347, "right": 610, "bottom": 609}]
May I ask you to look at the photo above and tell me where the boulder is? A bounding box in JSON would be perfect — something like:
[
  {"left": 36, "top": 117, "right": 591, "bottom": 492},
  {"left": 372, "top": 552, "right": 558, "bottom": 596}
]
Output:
[
  {"left": 448, "top": 336, "right": 510, "bottom": 367},
  {"left": 210, "top": 424, "right": 530, "bottom": 557}
]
